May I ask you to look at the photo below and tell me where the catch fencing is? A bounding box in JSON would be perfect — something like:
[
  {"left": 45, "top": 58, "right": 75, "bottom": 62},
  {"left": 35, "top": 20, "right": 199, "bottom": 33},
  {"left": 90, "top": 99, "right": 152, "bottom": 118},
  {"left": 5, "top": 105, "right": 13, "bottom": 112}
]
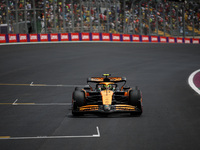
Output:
[{"left": 0, "top": 0, "right": 200, "bottom": 38}]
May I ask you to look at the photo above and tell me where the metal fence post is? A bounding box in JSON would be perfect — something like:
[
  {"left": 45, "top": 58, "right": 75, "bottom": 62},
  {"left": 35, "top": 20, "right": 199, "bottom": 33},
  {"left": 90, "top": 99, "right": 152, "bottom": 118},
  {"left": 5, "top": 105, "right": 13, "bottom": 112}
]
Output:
[
  {"left": 62, "top": 0, "right": 66, "bottom": 33},
  {"left": 170, "top": 2, "right": 173, "bottom": 37},
  {"left": 97, "top": 0, "right": 100, "bottom": 33},
  {"left": 71, "top": 0, "right": 74, "bottom": 32},
  {"left": 176, "top": 4, "right": 179, "bottom": 37},
  {"left": 182, "top": 3, "right": 185, "bottom": 38},
  {"left": 6, "top": 0, "right": 9, "bottom": 34},
  {"left": 43, "top": 0, "right": 47, "bottom": 33},
  {"left": 90, "top": 0, "right": 92, "bottom": 33},
  {"left": 24, "top": 0, "right": 28, "bottom": 33},
  {"left": 132, "top": 0, "right": 135, "bottom": 35},
  {"left": 192, "top": 3, "right": 199, "bottom": 38},
  {"left": 156, "top": 2, "right": 158, "bottom": 36},
  {"left": 123, "top": 0, "right": 125, "bottom": 34},
  {"left": 139, "top": 0, "right": 144, "bottom": 35},
  {"left": 148, "top": 1, "right": 151, "bottom": 35},
  {"left": 80, "top": 0, "right": 83, "bottom": 33},
  {"left": 33, "top": 0, "right": 37, "bottom": 33},
  {"left": 53, "top": 0, "right": 56, "bottom": 33},
  {"left": 163, "top": 3, "right": 166, "bottom": 36},
  {"left": 106, "top": 1, "right": 109, "bottom": 33},
  {"left": 115, "top": 0, "right": 118, "bottom": 33},
  {"left": 16, "top": 0, "right": 19, "bottom": 33}
]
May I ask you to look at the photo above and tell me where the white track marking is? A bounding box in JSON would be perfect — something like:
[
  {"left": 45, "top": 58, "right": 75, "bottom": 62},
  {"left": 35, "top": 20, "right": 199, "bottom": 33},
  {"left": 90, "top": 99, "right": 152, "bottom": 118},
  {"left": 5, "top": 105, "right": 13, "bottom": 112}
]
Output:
[
  {"left": 0, "top": 126, "right": 100, "bottom": 140},
  {"left": 188, "top": 69, "right": 200, "bottom": 95},
  {"left": 30, "top": 84, "right": 84, "bottom": 87},
  {"left": 30, "top": 103, "right": 71, "bottom": 106},
  {"left": 0, "top": 103, "right": 71, "bottom": 106},
  {"left": 0, "top": 83, "right": 84, "bottom": 87},
  {"left": 12, "top": 99, "right": 18, "bottom": 105},
  {"left": 93, "top": 126, "right": 100, "bottom": 137},
  {"left": 30, "top": 82, "right": 34, "bottom": 86}
]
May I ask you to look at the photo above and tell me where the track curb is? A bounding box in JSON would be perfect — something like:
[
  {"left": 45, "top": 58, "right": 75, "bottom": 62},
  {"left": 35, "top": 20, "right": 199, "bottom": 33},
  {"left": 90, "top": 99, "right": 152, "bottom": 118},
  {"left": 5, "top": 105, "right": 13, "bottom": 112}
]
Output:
[{"left": 188, "top": 69, "right": 200, "bottom": 95}]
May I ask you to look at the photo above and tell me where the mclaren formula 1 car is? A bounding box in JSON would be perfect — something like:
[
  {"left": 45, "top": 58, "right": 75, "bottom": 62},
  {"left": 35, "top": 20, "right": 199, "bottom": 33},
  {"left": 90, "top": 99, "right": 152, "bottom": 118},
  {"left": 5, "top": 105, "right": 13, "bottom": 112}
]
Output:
[{"left": 72, "top": 74, "right": 143, "bottom": 116}]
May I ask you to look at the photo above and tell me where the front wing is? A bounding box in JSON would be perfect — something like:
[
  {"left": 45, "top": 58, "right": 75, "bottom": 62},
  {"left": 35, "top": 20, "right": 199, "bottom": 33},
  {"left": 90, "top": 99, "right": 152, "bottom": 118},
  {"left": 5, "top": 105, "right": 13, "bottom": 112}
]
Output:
[{"left": 73, "top": 104, "right": 141, "bottom": 114}]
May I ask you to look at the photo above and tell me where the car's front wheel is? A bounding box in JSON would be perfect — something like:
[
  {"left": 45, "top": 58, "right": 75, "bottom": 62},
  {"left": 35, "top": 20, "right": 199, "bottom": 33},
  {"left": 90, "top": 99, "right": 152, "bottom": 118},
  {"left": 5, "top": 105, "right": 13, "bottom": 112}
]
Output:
[
  {"left": 129, "top": 89, "right": 143, "bottom": 116},
  {"left": 72, "top": 90, "right": 85, "bottom": 116}
]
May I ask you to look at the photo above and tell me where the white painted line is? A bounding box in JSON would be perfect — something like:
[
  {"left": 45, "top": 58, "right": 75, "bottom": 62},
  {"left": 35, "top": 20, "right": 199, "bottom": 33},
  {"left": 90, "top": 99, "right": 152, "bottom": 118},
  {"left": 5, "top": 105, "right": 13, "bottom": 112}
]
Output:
[
  {"left": 33, "top": 103, "right": 71, "bottom": 106},
  {"left": 13, "top": 103, "right": 71, "bottom": 106},
  {"left": 0, "top": 83, "right": 85, "bottom": 87},
  {"left": 30, "top": 82, "right": 34, "bottom": 86},
  {"left": 188, "top": 69, "right": 200, "bottom": 95},
  {"left": 0, "top": 102, "right": 72, "bottom": 106},
  {"left": 0, "top": 126, "right": 100, "bottom": 140},
  {"left": 31, "top": 84, "right": 84, "bottom": 87},
  {"left": 93, "top": 126, "right": 100, "bottom": 137},
  {"left": 12, "top": 99, "right": 18, "bottom": 105}
]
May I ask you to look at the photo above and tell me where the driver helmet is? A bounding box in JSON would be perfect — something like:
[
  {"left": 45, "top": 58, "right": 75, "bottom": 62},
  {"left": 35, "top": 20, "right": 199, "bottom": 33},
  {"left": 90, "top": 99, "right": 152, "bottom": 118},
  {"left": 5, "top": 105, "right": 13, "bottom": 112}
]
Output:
[{"left": 102, "top": 84, "right": 113, "bottom": 90}]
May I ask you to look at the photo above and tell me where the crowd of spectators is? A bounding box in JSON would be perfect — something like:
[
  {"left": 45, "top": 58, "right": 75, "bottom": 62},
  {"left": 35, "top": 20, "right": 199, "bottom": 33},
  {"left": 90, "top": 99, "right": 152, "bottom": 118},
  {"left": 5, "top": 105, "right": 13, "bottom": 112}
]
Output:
[{"left": 0, "top": 0, "right": 199, "bottom": 36}]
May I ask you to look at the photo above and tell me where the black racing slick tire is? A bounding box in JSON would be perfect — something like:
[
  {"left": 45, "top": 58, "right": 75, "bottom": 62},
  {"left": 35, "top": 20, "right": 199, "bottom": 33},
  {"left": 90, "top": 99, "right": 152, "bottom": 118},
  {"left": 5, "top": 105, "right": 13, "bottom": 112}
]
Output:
[
  {"left": 72, "top": 90, "right": 85, "bottom": 116},
  {"left": 129, "top": 89, "right": 143, "bottom": 116}
]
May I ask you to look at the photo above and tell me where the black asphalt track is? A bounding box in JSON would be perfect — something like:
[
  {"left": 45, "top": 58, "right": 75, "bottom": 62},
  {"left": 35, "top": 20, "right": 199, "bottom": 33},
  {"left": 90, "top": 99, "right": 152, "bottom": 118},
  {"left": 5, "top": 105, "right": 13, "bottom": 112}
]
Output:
[{"left": 0, "top": 42, "right": 200, "bottom": 150}]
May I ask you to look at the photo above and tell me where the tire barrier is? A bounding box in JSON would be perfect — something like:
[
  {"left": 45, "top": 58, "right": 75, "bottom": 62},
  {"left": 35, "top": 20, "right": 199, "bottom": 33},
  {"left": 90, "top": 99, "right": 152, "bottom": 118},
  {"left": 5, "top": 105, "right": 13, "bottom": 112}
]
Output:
[{"left": 0, "top": 33, "right": 199, "bottom": 44}]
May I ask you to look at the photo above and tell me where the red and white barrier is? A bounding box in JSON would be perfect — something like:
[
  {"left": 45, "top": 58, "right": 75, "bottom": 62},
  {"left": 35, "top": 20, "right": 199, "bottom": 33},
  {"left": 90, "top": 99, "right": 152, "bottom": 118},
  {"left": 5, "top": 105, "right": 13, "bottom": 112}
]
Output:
[
  {"left": 40, "top": 34, "right": 48, "bottom": 42},
  {"left": 142, "top": 35, "right": 149, "bottom": 42},
  {"left": 160, "top": 37, "right": 167, "bottom": 43},
  {"left": 192, "top": 39, "right": 199, "bottom": 44},
  {"left": 168, "top": 37, "right": 175, "bottom": 43},
  {"left": 102, "top": 33, "right": 110, "bottom": 41},
  {"left": 0, "top": 33, "right": 199, "bottom": 45},
  {"left": 30, "top": 34, "right": 38, "bottom": 42},
  {"left": 92, "top": 33, "right": 100, "bottom": 41},
  {"left": 112, "top": 34, "right": 120, "bottom": 41},
  {"left": 177, "top": 38, "right": 183, "bottom": 44},
  {"left": 60, "top": 33, "right": 69, "bottom": 41},
  {"left": 71, "top": 33, "right": 79, "bottom": 41},
  {"left": 0, "top": 34, "right": 6, "bottom": 43},
  {"left": 151, "top": 36, "right": 158, "bottom": 43},
  {"left": 184, "top": 38, "right": 191, "bottom": 44},
  {"left": 122, "top": 34, "right": 130, "bottom": 42},
  {"left": 132, "top": 35, "right": 140, "bottom": 42},
  {"left": 50, "top": 34, "right": 59, "bottom": 41},
  {"left": 81, "top": 33, "right": 90, "bottom": 41}
]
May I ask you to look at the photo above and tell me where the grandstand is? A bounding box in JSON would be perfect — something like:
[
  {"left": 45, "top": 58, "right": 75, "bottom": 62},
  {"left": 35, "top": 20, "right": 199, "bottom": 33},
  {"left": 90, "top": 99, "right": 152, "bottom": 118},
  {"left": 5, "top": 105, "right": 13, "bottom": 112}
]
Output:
[{"left": 0, "top": 0, "right": 199, "bottom": 38}]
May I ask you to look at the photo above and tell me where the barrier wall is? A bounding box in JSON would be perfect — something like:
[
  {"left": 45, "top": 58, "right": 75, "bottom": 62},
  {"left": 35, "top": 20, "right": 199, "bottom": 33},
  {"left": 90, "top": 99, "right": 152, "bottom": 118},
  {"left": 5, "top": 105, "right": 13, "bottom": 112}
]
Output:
[{"left": 0, "top": 33, "right": 200, "bottom": 44}]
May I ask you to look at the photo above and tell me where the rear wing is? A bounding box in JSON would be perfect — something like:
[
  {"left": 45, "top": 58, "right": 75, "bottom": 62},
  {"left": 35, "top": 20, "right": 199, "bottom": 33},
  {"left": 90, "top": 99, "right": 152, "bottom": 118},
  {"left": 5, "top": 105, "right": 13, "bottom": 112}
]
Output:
[{"left": 87, "top": 77, "right": 126, "bottom": 83}]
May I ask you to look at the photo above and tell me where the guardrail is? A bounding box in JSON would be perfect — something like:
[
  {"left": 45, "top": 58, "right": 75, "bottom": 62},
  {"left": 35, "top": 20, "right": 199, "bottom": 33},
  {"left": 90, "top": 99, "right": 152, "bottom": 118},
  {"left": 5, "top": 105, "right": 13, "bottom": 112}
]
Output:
[{"left": 0, "top": 33, "right": 199, "bottom": 44}]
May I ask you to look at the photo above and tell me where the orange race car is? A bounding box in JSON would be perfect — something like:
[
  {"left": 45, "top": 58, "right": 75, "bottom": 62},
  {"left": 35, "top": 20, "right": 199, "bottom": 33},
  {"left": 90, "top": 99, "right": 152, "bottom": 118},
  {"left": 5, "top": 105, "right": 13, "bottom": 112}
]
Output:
[{"left": 72, "top": 74, "right": 143, "bottom": 116}]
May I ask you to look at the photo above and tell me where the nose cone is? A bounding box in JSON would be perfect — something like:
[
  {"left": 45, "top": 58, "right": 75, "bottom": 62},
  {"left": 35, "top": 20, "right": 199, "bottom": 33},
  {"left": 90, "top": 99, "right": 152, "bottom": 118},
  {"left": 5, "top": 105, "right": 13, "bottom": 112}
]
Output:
[{"left": 104, "top": 105, "right": 111, "bottom": 111}]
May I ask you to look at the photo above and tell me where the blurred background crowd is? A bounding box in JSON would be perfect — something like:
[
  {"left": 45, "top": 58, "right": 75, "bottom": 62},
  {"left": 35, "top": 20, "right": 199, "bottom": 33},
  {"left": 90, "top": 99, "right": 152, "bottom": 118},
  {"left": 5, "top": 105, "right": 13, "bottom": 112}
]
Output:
[{"left": 0, "top": 0, "right": 199, "bottom": 37}]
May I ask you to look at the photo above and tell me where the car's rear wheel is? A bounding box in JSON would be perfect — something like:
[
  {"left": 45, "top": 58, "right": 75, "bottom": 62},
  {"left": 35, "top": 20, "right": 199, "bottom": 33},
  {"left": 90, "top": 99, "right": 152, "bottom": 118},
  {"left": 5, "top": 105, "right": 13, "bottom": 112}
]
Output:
[
  {"left": 72, "top": 90, "right": 85, "bottom": 116},
  {"left": 129, "top": 88, "right": 143, "bottom": 116}
]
